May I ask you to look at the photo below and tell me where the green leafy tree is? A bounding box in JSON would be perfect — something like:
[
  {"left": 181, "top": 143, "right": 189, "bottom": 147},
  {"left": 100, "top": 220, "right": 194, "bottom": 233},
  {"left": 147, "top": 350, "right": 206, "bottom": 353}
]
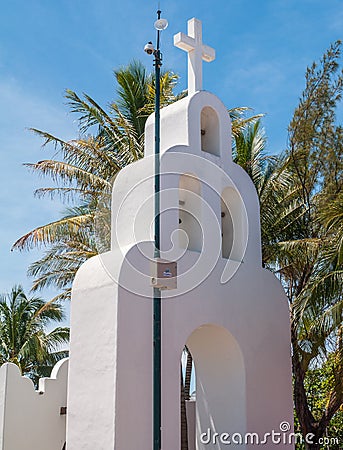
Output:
[
  {"left": 262, "top": 41, "right": 343, "bottom": 449},
  {"left": 0, "top": 285, "right": 69, "bottom": 384},
  {"left": 230, "top": 41, "right": 343, "bottom": 450},
  {"left": 303, "top": 354, "right": 343, "bottom": 449}
]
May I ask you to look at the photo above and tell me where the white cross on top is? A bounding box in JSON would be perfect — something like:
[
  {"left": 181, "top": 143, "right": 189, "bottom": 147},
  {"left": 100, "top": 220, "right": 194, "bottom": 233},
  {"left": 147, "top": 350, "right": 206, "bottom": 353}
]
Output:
[{"left": 174, "top": 18, "right": 215, "bottom": 95}]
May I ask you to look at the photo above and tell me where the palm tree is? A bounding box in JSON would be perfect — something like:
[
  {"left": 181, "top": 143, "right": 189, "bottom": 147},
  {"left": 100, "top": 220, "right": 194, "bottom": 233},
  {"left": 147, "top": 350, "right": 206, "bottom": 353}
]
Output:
[
  {"left": 12, "top": 62, "right": 179, "bottom": 298},
  {"left": 232, "top": 81, "right": 342, "bottom": 447},
  {"left": 0, "top": 285, "right": 69, "bottom": 384},
  {"left": 233, "top": 119, "right": 303, "bottom": 266},
  {"left": 12, "top": 61, "right": 259, "bottom": 300},
  {"left": 260, "top": 42, "right": 343, "bottom": 449},
  {"left": 297, "top": 191, "right": 343, "bottom": 326}
]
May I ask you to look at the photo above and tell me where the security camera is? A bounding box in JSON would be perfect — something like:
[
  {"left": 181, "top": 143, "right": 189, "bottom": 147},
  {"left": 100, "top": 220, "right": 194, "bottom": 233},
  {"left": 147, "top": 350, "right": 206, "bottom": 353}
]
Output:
[{"left": 144, "top": 41, "right": 155, "bottom": 55}]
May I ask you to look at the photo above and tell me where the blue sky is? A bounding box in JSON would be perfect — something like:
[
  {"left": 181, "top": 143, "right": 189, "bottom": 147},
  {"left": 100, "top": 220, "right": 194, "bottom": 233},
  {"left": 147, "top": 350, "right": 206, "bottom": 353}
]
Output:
[{"left": 0, "top": 0, "right": 342, "bottom": 303}]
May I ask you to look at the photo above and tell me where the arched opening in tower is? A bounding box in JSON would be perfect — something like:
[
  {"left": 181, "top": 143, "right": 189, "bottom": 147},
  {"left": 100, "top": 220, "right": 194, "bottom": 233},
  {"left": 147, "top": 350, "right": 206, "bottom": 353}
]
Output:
[
  {"left": 200, "top": 106, "right": 220, "bottom": 156},
  {"left": 179, "top": 174, "right": 203, "bottom": 252},
  {"left": 180, "top": 324, "right": 246, "bottom": 450}
]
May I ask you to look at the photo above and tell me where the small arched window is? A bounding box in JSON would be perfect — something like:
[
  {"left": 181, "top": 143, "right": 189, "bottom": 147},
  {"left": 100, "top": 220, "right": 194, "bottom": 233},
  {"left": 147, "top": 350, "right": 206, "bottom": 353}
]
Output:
[
  {"left": 200, "top": 106, "right": 220, "bottom": 156},
  {"left": 221, "top": 197, "right": 233, "bottom": 259},
  {"left": 221, "top": 187, "right": 246, "bottom": 261},
  {"left": 179, "top": 174, "right": 202, "bottom": 252}
]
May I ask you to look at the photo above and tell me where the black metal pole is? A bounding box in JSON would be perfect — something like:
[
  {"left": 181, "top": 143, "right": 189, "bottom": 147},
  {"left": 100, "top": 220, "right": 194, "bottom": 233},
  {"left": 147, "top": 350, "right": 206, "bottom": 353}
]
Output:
[{"left": 153, "top": 9, "right": 162, "bottom": 450}]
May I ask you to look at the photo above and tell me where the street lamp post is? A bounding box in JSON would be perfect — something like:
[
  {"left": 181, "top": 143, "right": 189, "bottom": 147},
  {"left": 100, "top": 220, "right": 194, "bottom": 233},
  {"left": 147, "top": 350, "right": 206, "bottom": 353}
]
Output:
[
  {"left": 144, "top": 10, "right": 168, "bottom": 450},
  {"left": 153, "top": 14, "right": 162, "bottom": 450}
]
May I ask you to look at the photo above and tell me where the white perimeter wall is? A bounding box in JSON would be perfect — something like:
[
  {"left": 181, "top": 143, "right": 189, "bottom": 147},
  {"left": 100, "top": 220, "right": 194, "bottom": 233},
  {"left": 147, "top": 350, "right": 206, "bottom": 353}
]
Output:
[{"left": 0, "top": 359, "right": 68, "bottom": 450}]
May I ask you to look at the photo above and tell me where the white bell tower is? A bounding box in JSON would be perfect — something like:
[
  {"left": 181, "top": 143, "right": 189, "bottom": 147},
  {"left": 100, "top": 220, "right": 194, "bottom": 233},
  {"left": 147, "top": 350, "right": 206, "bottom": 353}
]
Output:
[{"left": 66, "top": 18, "right": 294, "bottom": 450}]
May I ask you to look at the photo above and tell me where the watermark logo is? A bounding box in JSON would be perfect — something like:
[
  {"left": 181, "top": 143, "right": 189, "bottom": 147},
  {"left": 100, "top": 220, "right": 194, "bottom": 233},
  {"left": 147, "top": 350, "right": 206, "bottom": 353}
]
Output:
[{"left": 200, "top": 422, "right": 341, "bottom": 446}]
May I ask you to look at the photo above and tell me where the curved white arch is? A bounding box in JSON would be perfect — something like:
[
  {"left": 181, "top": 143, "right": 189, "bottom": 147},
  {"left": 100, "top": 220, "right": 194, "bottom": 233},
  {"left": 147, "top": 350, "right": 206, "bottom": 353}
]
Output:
[{"left": 186, "top": 324, "right": 246, "bottom": 449}]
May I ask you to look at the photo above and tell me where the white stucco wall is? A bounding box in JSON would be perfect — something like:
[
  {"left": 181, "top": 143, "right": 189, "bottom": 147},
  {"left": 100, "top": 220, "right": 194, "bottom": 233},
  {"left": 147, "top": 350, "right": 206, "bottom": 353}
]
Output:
[
  {"left": 67, "top": 90, "right": 294, "bottom": 450},
  {"left": 0, "top": 359, "right": 68, "bottom": 450}
]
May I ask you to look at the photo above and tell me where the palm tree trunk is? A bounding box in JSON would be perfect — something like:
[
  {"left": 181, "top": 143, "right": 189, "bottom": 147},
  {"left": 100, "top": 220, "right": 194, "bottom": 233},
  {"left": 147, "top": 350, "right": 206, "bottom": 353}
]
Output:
[
  {"left": 184, "top": 347, "right": 193, "bottom": 401},
  {"left": 292, "top": 323, "right": 317, "bottom": 442},
  {"left": 180, "top": 363, "right": 189, "bottom": 450}
]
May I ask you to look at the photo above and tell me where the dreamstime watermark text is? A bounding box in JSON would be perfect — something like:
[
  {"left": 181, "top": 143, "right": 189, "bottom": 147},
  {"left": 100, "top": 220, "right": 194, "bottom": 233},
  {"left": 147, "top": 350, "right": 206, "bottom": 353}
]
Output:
[{"left": 200, "top": 422, "right": 340, "bottom": 446}]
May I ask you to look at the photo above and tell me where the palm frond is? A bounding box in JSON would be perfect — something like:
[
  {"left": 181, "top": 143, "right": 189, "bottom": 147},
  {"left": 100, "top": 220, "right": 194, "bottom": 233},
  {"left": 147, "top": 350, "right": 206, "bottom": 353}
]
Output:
[{"left": 12, "top": 207, "right": 93, "bottom": 250}]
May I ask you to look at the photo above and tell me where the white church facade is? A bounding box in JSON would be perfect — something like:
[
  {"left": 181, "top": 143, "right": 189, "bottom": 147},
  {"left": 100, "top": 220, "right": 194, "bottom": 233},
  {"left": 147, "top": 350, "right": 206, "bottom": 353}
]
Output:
[{"left": 0, "top": 18, "right": 294, "bottom": 450}]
